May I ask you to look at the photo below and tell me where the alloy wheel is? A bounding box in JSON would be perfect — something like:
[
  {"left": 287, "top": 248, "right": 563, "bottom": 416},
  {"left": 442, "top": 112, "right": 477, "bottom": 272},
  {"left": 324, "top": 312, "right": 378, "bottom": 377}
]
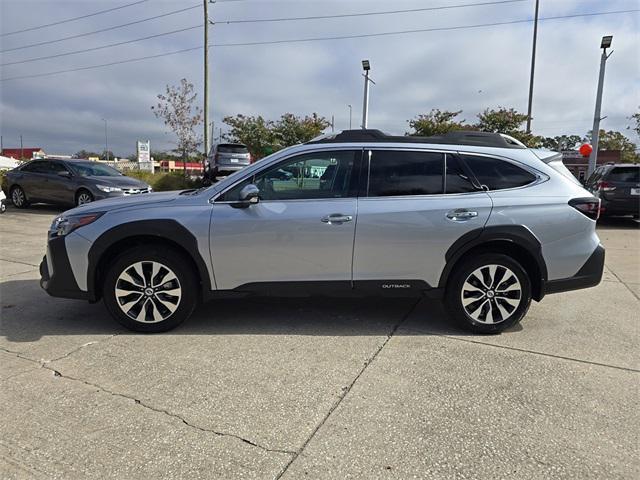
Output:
[
  {"left": 460, "top": 264, "right": 522, "bottom": 324},
  {"left": 115, "top": 261, "right": 182, "bottom": 323},
  {"left": 77, "top": 192, "right": 93, "bottom": 205},
  {"left": 12, "top": 188, "right": 24, "bottom": 207}
]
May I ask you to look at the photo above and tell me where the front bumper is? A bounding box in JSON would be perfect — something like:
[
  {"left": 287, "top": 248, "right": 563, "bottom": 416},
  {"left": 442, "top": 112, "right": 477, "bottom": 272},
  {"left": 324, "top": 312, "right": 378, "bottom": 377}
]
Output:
[
  {"left": 40, "top": 236, "right": 90, "bottom": 300},
  {"left": 544, "top": 244, "right": 605, "bottom": 295}
]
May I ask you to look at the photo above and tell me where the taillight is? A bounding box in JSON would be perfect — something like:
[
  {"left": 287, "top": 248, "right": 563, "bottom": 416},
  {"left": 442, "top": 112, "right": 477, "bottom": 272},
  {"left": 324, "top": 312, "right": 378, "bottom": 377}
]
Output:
[
  {"left": 569, "top": 197, "right": 601, "bottom": 221},
  {"left": 596, "top": 180, "right": 616, "bottom": 192}
]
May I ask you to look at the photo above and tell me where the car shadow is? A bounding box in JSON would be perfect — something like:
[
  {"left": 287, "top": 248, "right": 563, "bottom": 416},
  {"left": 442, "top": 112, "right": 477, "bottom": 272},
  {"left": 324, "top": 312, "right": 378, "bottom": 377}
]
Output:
[
  {"left": 597, "top": 217, "right": 640, "bottom": 230},
  {"left": 0, "top": 279, "right": 522, "bottom": 343},
  {"left": 2, "top": 203, "right": 65, "bottom": 216}
]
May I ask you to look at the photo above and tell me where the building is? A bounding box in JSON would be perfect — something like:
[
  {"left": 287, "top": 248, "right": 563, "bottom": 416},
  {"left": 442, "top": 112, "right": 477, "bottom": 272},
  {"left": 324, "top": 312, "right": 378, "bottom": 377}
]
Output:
[
  {"left": 1, "top": 147, "right": 45, "bottom": 160},
  {"left": 561, "top": 150, "right": 621, "bottom": 182}
]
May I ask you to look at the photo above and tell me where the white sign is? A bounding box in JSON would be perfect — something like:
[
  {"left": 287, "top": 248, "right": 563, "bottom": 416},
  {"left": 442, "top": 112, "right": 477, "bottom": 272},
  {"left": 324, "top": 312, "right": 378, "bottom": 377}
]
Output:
[{"left": 137, "top": 140, "right": 153, "bottom": 173}]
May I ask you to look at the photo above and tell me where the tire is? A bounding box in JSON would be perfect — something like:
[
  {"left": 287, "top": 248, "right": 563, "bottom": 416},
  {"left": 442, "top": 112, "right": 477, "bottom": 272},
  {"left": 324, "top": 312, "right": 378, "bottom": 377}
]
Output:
[
  {"left": 76, "top": 189, "right": 94, "bottom": 206},
  {"left": 445, "top": 253, "right": 532, "bottom": 334},
  {"left": 102, "top": 246, "right": 198, "bottom": 333},
  {"left": 10, "top": 185, "right": 29, "bottom": 208},
  {"left": 0, "top": 201, "right": 6, "bottom": 213}
]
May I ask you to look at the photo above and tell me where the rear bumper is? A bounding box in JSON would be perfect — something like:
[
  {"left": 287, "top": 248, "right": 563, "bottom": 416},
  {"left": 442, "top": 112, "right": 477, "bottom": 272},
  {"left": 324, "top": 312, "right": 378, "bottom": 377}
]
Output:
[
  {"left": 40, "top": 236, "right": 90, "bottom": 301},
  {"left": 544, "top": 244, "right": 605, "bottom": 295}
]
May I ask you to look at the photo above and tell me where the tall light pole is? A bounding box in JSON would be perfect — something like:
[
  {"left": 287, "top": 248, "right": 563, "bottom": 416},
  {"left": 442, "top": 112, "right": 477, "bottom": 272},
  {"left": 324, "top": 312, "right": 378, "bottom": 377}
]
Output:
[
  {"left": 525, "top": 0, "right": 539, "bottom": 133},
  {"left": 347, "top": 104, "right": 352, "bottom": 129},
  {"left": 203, "top": 0, "right": 210, "bottom": 156},
  {"left": 102, "top": 118, "right": 109, "bottom": 162},
  {"left": 587, "top": 35, "right": 613, "bottom": 177},
  {"left": 361, "top": 60, "right": 374, "bottom": 129}
]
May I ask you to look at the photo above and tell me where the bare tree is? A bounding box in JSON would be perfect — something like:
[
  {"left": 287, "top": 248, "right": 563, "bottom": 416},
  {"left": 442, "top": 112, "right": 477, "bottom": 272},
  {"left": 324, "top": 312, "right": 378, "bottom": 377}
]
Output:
[{"left": 152, "top": 78, "right": 203, "bottom": 176}]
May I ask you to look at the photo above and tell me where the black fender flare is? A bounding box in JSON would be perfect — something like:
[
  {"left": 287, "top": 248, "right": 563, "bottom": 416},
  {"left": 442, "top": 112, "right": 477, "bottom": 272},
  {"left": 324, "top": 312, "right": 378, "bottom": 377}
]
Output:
[
  {"left": 438, "top": 225, "right": 548, "bottom": 299},
  {"left": 87, "top": 219, "right": 212, "bottom": 301}
]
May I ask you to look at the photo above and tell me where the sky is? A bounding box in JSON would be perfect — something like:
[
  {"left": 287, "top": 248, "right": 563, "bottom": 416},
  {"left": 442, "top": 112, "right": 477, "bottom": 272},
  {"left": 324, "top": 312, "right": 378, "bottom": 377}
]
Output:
[{"left": 0, "top": 0, "right": 638, "bottom": 157}]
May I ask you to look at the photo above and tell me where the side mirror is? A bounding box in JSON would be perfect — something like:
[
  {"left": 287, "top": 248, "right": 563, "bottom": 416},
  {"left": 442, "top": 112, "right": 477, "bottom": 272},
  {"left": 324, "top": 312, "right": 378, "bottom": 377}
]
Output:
[
  {"left": 231, "top": 184, "right": 260, "bottom": 209},
  {"left": 58, "top": 171, "right": 72, "bottom": 178}
]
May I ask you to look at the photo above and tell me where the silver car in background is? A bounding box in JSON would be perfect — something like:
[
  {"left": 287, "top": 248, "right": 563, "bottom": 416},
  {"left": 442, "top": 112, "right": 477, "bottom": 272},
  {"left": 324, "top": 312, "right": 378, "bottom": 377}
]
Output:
[
  {"left": 39, "top": 130, "right": 604, "bottom": 334},
  {"left": 204, "top": 143, "right": 252, "bottom": 181}
]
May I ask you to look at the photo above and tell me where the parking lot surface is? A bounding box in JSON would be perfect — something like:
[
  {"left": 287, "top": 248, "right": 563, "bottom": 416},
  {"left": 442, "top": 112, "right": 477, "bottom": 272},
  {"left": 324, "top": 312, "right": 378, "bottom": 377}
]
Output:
[{"left": 1, "top": 205, "right": 638, "bottom": 479}]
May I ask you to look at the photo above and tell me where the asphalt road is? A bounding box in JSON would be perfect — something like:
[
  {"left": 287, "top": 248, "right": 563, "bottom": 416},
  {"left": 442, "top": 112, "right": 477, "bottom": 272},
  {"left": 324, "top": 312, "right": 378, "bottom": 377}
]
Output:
[{"left": 1, "top": 205, "right": 638, "bottom": 479}]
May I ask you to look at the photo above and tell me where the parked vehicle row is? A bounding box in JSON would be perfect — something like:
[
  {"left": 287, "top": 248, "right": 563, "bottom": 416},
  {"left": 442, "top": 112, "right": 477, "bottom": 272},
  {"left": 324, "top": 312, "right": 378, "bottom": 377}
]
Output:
[
  {"left": 2, "top": 159, "right": 151, "bottom": 208},
  {"left": 585, "top": 163, "right": 640, "bottom": 218},
  {"left": 39, "top": 130, "right": 604, "bottom": 334}
]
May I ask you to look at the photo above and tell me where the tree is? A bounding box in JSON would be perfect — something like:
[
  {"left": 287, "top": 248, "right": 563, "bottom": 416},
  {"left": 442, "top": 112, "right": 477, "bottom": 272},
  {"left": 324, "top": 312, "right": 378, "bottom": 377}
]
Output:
[
  {"left": 475, "top": 107, "right": 543, "bottom": 147},
  {"left": 152, "top": 78, "right": 203, "bottom": 176},
  {"left": 101, "top": 150, "right": 116, "bottom": 161},
  {"left": 586, "top": 129, "right": 639, "bottom": 163},
  {"left": 74, "top": 150, "right": 101, "bottom": 159},
  {"left": 629, "top": 107, "right": 640, "bottom": 137},
  {"left": 540, "top": 135, "right": 582, "bottom": 151},
  {"left": 406, "top": 109, "right": 467, "bottom": 136},
  {"left": 223, "top": 113, "right": 330, "bottom": 158}
]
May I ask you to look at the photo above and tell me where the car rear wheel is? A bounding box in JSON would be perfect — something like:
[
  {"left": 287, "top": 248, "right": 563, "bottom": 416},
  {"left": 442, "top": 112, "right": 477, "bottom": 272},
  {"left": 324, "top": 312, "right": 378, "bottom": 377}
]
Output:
[
  {"left": 10, "top": 186, "right": 28, "bottom": 208},
  {"left": 103, "top": 246, "right": 198, "bottom": 332},
  {"left": 445, "top": 253, "right": 531, "bottom": 334},
  {"left": 76, "top": 189, "right": 94, "bottom": 206}
]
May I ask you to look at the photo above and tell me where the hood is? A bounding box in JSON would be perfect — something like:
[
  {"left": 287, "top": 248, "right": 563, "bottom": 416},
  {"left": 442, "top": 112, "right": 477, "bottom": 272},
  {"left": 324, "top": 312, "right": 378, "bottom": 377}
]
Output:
[
  {"left": 89, "top": 175, "right": 150, "bottom": 188},
  {"left": 63, "top": 191, "right": 183, "bottom": 216}
]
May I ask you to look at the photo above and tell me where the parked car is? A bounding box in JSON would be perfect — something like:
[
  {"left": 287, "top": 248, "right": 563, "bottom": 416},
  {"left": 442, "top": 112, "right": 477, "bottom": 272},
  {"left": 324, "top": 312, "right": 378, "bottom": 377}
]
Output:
[
  {"left": 204, "top": 143, "right": 251, "bottom": 181},
  {"left": 40, "top": 130, "right": 604, "bottom": 334},
  {"left": 3, "top": 159, "right": 152, "bottom": 208},
  {"left": 584, "top": 163, "right": 639, "bottom": 218}
]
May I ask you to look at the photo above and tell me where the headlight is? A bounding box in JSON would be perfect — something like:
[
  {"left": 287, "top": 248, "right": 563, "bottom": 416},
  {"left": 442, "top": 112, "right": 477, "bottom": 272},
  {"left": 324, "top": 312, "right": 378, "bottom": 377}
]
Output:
[
  {"left": 97, "top": 185, "right": 122, "bottom": 193},
  {"left": 148, "top": 187, "right": 153, "bottom": 192},
  {"left": 50, "top": 213, "right": 104, "bottom": 237}
]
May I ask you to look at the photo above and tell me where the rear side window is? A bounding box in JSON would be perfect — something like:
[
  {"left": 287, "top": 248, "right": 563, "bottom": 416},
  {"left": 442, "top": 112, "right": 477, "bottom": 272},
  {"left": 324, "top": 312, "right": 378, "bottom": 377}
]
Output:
[
  {"left": 445, "top": 155, "right": 476, "bottom": 193},
  {"left": 368, "top": 150, "right": 443, "bottom": 196},
  {"left": 607, "top": 167, "right": 639, "bottom": 183},
  {"left": 21, "top": 161, "right": 49, "bottom": 173},
  {"left": 462, "top": 155, "right": 536, "bottom": 190},
  {"left": 217, "top": 144, "right": 248, "bottom": 154}
]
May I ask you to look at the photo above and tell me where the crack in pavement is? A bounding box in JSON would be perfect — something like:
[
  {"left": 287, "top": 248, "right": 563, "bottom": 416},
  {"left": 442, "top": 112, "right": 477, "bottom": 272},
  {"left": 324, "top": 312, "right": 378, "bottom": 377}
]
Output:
[
  {"left": 274, "top": 299, "right": 421, "bottom": 480},
  {"left": 0, "top": 345, "right": 296, "bottom": 456},
  {"left": 605, "top": 263, "right": 640, "bottom": 301},
  {"left": 0, "top": 258, "right": 40, "bottom": 267}
]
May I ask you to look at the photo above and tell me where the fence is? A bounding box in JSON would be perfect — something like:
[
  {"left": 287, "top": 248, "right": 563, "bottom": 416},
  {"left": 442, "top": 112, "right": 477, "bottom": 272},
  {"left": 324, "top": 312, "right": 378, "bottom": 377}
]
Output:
[{"left": 102, "top": 160, "right": 154, "bottom": 173}]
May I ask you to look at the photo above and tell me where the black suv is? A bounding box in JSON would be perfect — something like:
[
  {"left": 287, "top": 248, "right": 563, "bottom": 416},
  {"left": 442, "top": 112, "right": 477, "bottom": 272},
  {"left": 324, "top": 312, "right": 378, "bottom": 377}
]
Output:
[{"left": 585, "top": 164, "right": 640, "bottom": 218}]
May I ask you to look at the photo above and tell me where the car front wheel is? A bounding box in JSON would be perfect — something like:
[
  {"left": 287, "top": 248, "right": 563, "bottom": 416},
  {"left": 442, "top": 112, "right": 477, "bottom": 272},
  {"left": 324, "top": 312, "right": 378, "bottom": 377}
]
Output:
[
  {"left": 103, "top": 246, "right": 198, "bottom": 332},
  {"left": 445, "top": 253, "right": 532, "bottom": 334},
  {"left": 10, "top": 186, "right": 28, "bottom": 208},
  {"left": 76, "top": 189, "right": 94, "bottom": 206}
]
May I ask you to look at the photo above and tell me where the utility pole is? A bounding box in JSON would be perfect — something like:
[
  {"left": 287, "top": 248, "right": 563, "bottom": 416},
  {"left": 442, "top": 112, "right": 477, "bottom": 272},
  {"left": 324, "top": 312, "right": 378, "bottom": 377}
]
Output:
[
  {"left": 20, "top": 135, "right": 23, "bottom": 160},
  {"left": 361, "top": 60, "right": 373, "bottom": 129},
  {"left": 588, "top": 35, "right": 613, "bottom": 177},
  {"left": 331, "top": 115, "right": 335, "bottom": 133},
  {"left": 348, "top": 104, "right": 352, "bottom": 129},
  {"left": 102, "top": 118, "right": 109, "bottom": 161},
  {"left": 525, "top": 0, "right": 539, "bottom": 133},
  {"left": 203, "top": 0, "right": 210, "bottom": 157}
]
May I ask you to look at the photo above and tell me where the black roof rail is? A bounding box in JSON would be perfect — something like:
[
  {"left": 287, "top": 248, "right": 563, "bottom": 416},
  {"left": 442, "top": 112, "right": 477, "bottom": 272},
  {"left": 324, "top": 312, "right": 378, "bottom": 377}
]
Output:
[{"left": 306, "top": 129, "right": 526, "bottom": 149}]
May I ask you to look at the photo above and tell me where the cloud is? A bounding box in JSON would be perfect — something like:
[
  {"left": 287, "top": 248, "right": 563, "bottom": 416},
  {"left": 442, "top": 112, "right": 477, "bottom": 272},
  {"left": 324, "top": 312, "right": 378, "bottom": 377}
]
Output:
[{"left": 0, "top": 0, "right": 638, "bottom": 156}]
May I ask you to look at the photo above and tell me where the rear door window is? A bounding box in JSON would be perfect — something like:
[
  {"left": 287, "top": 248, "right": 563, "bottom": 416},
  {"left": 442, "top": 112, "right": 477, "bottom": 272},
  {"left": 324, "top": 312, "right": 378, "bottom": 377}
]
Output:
[
  {"left": 445, "top": 155, "right": 477, "bottom": 193},
  {"left": 367, "top": 150, "right": 444, "bottom": 197},
  {"left": 21, "top": 161, "right": 49, "bottom": 173},
  {"left": 462, "top": 154, "right": 536, "bottom": 190},
  {"left": 607, "top": 167, "right": 639, "bottom": 183},
  {"left": 217, "top": 144, "right": 248, "bottom": 154}
]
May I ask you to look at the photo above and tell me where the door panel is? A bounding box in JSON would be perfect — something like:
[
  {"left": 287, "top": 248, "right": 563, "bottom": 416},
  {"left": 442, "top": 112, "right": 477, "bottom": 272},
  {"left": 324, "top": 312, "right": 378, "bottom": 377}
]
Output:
[
  {"left": 353, "top": 194, "right": 492, "bottom": 286},
  {"left": 210, "top": 199, "right": 356, "bottom": 289}
]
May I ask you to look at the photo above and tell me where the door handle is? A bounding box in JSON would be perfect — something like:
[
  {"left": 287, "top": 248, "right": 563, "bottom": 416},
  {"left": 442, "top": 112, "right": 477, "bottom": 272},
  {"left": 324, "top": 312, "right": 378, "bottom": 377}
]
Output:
[
  {"left": 321, "top": 214, "right": 353, "bottom": 224},
  {"left": 446, "top": 209, "right": 478, "bottom": 221}
]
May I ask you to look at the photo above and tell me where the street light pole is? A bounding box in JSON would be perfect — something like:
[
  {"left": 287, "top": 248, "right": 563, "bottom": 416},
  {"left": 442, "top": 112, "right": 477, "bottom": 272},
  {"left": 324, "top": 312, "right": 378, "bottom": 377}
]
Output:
[
  {"left": 348, "top": 104, "right": 352, "bottom": 129},
  {"left": 204, "top": 0, "right": 210, "bottom": 157},
  {"left": 361, "top": 60, "right": 372, "bottom": 129},
  {"left": 102, "top": 118, "right": 109, "bottom": 162},
  {"left": 587, "top": 35, "right": 613, "bottom": 177},
  {"left": 525, "top": 0, "right": 539, "bottom": 133}
]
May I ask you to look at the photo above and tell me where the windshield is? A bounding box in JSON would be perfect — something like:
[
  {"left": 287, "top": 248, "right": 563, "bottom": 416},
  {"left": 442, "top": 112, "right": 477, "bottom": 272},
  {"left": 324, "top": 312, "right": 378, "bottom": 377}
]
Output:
[
  {"left": 70, "top": 162, "right": 123, "bottom": 177},
  {"left": 217, "top": 144, "right": 248, "bottom": 154}
]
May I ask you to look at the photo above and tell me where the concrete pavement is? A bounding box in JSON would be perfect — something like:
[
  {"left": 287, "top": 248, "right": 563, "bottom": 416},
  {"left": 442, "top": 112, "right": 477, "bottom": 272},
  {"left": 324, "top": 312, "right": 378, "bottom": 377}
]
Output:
[{"left": 1, "top": 206, "right": 638, "bottom": 479}]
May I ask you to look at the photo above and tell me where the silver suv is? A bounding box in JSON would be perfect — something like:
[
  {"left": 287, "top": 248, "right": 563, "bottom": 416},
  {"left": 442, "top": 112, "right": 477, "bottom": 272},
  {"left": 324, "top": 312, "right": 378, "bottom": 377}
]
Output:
[
  {"left": 204, "top": 142, "right": 251, "bottom": 181},
  {"left": 40, "top": 130, "right": 604, "bottom": 334}
]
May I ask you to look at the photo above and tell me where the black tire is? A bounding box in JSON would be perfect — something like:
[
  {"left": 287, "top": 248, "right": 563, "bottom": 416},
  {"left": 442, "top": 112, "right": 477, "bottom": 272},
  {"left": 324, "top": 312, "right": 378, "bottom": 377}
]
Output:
[
  {"left": 445, "top": 253, "right": 532, "bottom": 334},
  {"left": 0, "top": 201, "right": 6, "bottom": 213},
  {"left": 75, "top": 189, "right": 94, "bottom": 206},
  {"left": 102, "top": 246, "right": 198, "bottom": 333},
  {"left": 10, "top": 185, "right": 29, "bottom": 208}
]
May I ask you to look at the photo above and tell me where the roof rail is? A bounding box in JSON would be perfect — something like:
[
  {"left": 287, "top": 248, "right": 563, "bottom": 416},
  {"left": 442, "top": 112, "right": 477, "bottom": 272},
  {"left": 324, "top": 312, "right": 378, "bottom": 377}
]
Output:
[{"left": 306, "top": 129, "right": 527, "bottom": 149}]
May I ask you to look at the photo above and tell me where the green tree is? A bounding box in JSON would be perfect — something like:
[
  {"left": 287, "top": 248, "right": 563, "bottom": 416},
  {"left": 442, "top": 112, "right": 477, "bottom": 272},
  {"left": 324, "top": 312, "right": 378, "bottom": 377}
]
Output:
[
  {"left": 629, "top": 107, "right": 640, "bottom": 137},
  {"left": 586, "top": 129, "right": 639, "bottom": 163},
  {"left": 540, "top": 135, "right": 582, "bottom": 151},
  {"left": 152, "top": 78, "right": 203, "bottom": 176},
  {"left": 475, "top": 107, "right": 543, "bottom": 147},
  {"left": 406, "top": 109, "right": 467, "bottom": 136},
  {"left": 74, "top": 150, "right": 101, "bottom": 159},
  {"left": 272, "top": 113, "right": 330, "bottom": 148}
]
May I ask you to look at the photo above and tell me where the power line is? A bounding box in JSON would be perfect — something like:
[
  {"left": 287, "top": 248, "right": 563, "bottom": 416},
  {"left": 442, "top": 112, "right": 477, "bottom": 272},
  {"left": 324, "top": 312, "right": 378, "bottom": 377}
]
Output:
[
  {"left": 0, "top": 4, "right": 201, "bottom": 53},
  {"left": 214, "top": 0, "right": 527, "bottom": 25},
  {"left": 0, "top": 26, "right": 201, "bottom": 67},
  {"left": 1, "top": 8, "right": 637, "bottom": 82},
  {"left": 0, "top": 0, "right": 150, "bottom": 37}
]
